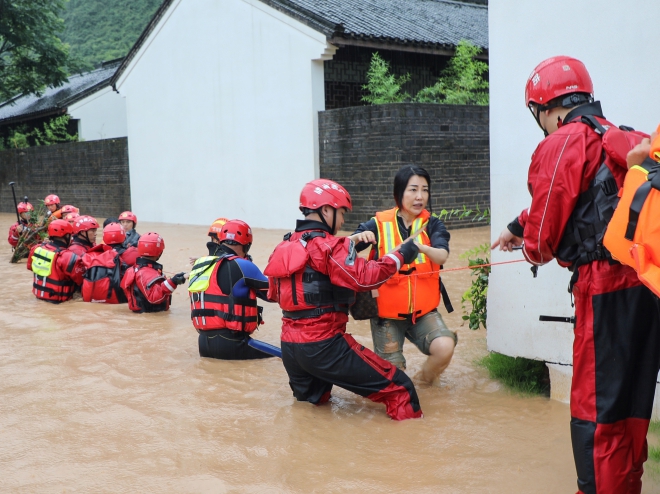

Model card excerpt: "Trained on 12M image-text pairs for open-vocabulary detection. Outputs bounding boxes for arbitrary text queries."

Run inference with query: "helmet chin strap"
[317,207,337,234]
[529,105,549,137]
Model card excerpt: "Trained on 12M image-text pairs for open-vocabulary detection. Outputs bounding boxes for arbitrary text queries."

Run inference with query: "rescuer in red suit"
[68,215,99,256]
[102,223,139,268]
[265,179,423,421]
[120,232,187,313]
[27,219,85,303]
[492,56,660,494]
[8,201,35,248]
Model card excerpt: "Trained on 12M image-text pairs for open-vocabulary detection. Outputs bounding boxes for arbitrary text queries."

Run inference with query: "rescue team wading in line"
[27,219,85,303]
[353,165,457,383]
[121,232,187,313]
[189,219,274,360]
[265,179,424,421]
[492,56,660,494]
[82,223,139,304]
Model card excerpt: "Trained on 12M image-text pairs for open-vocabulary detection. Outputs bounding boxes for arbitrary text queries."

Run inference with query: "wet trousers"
[281,332,422,421]
[198,329,274,360]
[570,261,660,494]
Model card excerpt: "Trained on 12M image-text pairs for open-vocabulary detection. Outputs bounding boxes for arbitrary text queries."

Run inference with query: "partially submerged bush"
[479,352,549,396]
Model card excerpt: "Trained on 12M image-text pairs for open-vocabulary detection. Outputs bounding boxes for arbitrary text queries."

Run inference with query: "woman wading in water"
[352,165,456,383]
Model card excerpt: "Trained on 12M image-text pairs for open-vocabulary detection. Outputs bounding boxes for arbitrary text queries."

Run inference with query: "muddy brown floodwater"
[1,213,658,493]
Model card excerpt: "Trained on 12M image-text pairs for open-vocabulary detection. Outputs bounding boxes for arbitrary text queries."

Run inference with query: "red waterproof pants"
[281,333,422,420]
[571,261,660,494]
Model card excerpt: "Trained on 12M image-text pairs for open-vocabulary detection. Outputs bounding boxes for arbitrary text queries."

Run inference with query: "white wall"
[114,0,335,229]
[488,0,660,365]
[68,87,127,141]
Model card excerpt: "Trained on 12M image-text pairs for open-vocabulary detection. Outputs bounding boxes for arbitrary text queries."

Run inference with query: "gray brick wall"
[0,138,130,218]
[319,103,489,229]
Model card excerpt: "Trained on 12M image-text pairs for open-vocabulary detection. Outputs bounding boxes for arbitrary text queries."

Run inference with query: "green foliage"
[2,115,77,149]
[61,0,163,66]
[362,52,411,104]
[415,40,489,105]
[32,115,78,145]
[0,0,86,101]
[459,243,490,330]
[647,421,660,479]
[436,205,490,224]
[478,352,550,396]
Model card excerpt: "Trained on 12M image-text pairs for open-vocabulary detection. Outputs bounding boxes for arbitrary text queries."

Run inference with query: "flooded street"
[1,213,658,493]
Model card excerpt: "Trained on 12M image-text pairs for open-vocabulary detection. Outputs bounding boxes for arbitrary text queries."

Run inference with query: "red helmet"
[218,219,253,245]
[73,215,99,234]
[525,56,594,107]
[119,211,137,225]
[17,202,34,214]
[44,194,60,206]
[103,223,126,244]
[60,205,79,215]
[64,212,80,224]
[138,232,165,257]
[299,179,352,211]
[208,217,229,237]
[48,219,73,237]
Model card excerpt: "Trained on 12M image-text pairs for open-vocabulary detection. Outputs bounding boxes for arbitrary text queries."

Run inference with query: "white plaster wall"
[488,0,660,365]
[114,0,334,229]
[68,87,127,141]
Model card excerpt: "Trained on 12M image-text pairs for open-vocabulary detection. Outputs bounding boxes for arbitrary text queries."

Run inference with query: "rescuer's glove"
[171,272,187,285]
[398,241,420,265]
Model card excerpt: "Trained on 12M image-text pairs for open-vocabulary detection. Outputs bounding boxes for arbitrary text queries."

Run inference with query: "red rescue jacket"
[120,257,176,313]
[27,241,84,303]
[68,236,95,257]
[265,221,405,343]
[81,244,135,303]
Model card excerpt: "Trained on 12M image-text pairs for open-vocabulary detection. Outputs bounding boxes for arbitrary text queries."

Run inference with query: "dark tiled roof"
[263,0,488,51]
[0,60,121,125]
[113,0,486,86]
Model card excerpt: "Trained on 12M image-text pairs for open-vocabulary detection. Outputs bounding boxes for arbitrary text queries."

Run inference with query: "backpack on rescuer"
[81,245,127,303]
[555,113,649,270]
[603,127,660,296]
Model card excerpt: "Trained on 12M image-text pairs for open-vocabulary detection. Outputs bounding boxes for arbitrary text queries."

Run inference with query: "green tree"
[415,40,489,105]
[362,52,410,104]
[0,0,85,101]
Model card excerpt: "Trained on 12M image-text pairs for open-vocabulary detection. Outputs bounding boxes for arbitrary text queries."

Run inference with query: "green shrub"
[361,52,410,104]
[415,40,488,105]
[479,352,549,396]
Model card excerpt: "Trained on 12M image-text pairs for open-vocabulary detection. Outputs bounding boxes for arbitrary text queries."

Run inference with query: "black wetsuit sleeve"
[352,218,379,252]
[217,259,244,295]
[428,216,450,253]
[244,277,270,301]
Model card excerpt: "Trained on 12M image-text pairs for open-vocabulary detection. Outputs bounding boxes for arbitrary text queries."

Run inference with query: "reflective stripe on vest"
[188,256,222,292]
[374,207,439,319]
[31,247,56,277]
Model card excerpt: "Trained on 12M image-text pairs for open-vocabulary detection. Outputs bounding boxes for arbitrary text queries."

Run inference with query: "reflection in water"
[1,214,657,493]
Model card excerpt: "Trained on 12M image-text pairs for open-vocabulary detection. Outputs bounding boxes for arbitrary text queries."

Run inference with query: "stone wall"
[0,138,130,218]
[319,103,489,229]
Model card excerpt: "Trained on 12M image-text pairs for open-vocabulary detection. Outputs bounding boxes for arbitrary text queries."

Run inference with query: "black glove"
[398,241,420,265]
[171,272,187,285]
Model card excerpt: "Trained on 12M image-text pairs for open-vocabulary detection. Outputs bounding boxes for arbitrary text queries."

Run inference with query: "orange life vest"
[374,208,440,320]
[603,158,660,297]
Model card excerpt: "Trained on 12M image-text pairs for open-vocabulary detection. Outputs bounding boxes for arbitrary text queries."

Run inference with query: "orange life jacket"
[374,208,440,320]
[603,157,660,297]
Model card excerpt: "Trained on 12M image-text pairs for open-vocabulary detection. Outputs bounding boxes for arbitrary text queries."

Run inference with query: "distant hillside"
[61,0,162,66]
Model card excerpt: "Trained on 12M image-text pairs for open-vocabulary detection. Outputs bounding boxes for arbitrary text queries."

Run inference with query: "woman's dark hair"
[393,165,432,212]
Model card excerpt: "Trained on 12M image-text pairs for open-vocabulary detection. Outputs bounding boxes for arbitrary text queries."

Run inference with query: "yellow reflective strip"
[630,165,651,176]
[411,218,427,264]
[383,222,396,253]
